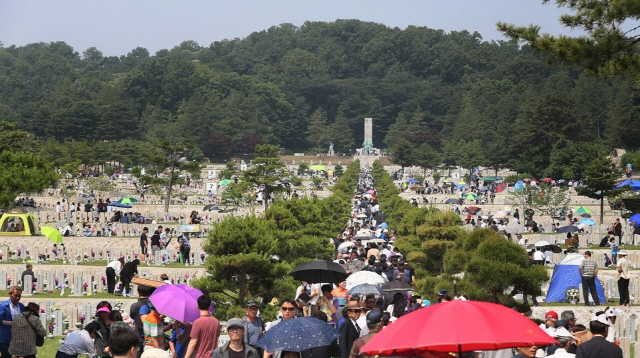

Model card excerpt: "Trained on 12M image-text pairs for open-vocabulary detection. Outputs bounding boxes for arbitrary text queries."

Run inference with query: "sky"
[0,0,581,57]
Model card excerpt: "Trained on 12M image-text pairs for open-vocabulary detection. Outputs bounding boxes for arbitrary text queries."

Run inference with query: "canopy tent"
[615,179,640,191]
[0,208,37,236]
[513,181,525,191]
[546,253,606,303]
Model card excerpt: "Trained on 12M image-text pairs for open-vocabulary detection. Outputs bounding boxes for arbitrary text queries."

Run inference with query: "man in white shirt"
[533,248,545,265]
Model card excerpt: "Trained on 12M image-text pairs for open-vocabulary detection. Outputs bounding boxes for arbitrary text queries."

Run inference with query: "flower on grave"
[91,275,95,281]
[134,253,139,259]
[52,305,60,311]
[47,323,53,333]
[83,282,88,290]
[101,276,106,284]
[38,254,44,260]
[200,253,205,260]
[54,278,59,285]
[106,249,110,254]
[565,286,580,301]
[78,314,86,324]
[32,282,36,289]
[91,251,95,257]
[16,249,21,255]
[0,254,4,260]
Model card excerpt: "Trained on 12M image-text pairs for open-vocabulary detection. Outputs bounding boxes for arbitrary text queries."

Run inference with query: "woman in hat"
[93,301,113,357]
[9,302,46,358]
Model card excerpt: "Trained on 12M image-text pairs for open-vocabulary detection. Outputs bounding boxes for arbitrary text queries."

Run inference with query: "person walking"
[349,309,383,358]
[579,251,599,306]
[616,250,630,306]
[184,295,220,358]
[178,230,191,266]
[140,227,149,263]
[106,257,124,294]
[9,302,45,358]
[212,318,258,358]
[575,314,622,358]
[242,300,264,356]
[339,302,362,358]
[0,286,24,358]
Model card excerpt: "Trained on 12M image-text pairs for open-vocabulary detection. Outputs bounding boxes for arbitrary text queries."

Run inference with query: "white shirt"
[106,260,122,275]
[9,302,20,318]
[546,348,575,358]
[355,316,368,337]
[58,329,95,356]
[533,251,545,261]
[309,284,321,305]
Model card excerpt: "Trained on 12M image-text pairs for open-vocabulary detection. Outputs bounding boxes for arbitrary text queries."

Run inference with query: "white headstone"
[23,275,32,296]
[36,273,43,293]
[0,272,7,290]
[53,310,64,336]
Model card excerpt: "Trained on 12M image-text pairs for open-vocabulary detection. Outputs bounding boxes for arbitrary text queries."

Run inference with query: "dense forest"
[0,19,637,177]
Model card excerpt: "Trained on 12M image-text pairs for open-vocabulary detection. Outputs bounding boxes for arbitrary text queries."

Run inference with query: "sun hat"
[97,306,111,313]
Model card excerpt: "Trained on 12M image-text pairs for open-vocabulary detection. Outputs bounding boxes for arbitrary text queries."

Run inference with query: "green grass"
[38,335,62,356]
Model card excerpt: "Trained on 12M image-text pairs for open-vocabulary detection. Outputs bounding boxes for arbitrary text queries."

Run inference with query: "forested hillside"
[0,19,637,176]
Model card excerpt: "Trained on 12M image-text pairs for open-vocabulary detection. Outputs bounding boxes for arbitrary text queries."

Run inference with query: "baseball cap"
[438,288,448,296]
[227,318,244,330]
[545,311,558,320]
[605,307,623,318]
[245,300,259,308]
[366,309,383,325]
[590,313,612,326]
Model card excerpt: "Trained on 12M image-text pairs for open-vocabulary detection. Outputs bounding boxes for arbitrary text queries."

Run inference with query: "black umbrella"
[444,198,460,204]
[548,244,563,254]
[556,225,580,233]
[291,260,348,284]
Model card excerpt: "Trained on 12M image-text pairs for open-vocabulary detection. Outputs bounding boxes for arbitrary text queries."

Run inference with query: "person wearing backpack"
[242,300,264,357]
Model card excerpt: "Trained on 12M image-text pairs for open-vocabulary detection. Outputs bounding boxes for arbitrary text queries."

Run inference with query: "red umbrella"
[361,300,556,356]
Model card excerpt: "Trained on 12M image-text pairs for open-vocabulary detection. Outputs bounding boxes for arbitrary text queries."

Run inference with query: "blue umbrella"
[406,179,419,184]
[380,222,388,230]
[556,225,580,233]
[630,213,640,224]
[257,317,339,352]
[578,218,596,226]
[347,283,383,296]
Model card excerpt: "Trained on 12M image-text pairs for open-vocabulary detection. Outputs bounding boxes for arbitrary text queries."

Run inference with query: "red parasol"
[361,300,556,356]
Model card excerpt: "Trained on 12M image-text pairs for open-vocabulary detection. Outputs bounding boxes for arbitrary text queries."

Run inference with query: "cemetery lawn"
[39,337,61,356]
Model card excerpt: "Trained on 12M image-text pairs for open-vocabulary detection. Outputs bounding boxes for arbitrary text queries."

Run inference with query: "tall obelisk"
[362,118,373,155]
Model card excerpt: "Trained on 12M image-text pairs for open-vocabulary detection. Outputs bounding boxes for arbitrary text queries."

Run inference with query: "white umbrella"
[367,238,386,244]
[356,213,367,219]
[493,211,509,219]
[534,240,551,247]
[346,271,385,289]
[338,242,355,251]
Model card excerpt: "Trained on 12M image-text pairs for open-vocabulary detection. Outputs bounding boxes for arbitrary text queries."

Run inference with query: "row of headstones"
[0,243,207,266]
[35,210,221,227]
[0,267,201,295]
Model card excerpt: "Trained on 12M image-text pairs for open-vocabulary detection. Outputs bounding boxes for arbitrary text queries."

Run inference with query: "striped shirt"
[581,258,598,277]
[143,310,164,347]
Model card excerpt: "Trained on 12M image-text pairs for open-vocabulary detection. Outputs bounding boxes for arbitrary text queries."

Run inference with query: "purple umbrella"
[149,284,204,322]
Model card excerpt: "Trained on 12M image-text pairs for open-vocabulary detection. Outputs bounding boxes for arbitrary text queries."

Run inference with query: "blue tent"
[513,180,525,192]
[615,179,640,190]
[546,253,606,303]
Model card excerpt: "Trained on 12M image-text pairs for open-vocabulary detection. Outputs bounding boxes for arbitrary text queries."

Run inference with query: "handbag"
[23,313,45,347]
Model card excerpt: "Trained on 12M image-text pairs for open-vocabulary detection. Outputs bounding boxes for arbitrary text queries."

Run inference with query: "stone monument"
[362,118,373,155]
